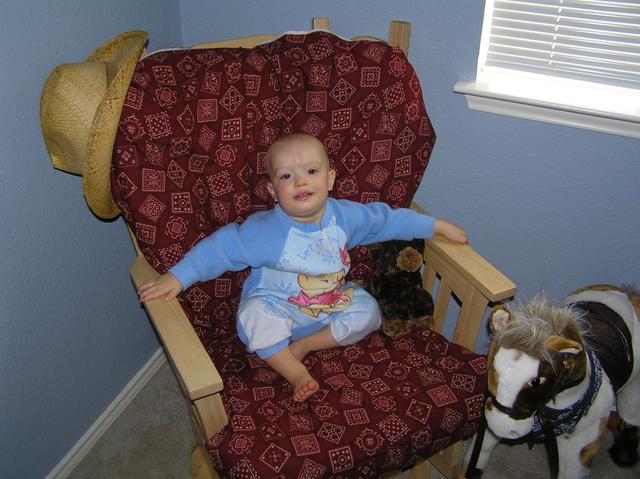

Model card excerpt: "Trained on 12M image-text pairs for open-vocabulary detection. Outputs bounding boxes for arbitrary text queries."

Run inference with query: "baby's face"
[267,138,336,224]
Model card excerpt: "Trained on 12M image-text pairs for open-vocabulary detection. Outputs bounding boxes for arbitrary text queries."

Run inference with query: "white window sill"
[454,80,640,139]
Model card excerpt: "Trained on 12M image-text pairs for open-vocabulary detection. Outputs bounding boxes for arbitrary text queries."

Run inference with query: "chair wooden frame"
[129,18,517,479]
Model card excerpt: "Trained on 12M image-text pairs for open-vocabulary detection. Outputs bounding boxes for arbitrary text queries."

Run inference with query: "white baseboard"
[46,347,167,479]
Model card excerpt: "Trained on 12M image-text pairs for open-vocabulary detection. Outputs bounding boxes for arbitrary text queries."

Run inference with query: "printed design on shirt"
[288,245,352,317]
[277,215,348,270]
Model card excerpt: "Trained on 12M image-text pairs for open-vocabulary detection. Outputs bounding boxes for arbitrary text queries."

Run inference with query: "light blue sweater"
[170,198,435,305]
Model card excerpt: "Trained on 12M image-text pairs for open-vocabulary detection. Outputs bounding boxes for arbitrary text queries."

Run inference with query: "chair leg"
[192,440,219,479]
[409,459,432,479]
[189,406,219,479]
[427,442,464,478]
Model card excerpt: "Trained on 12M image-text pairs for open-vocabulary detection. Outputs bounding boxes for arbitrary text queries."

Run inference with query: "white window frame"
[455,0,640,138]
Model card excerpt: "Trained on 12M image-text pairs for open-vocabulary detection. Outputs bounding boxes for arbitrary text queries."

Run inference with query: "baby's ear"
[328,168,336,191]
[266,181,277,202]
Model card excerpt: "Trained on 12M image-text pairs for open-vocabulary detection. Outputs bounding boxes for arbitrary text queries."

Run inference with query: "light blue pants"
[236,284,382,359]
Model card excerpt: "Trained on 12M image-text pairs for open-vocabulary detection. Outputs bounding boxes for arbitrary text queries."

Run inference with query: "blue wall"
[0,1,181,477]
[2,1,637,477]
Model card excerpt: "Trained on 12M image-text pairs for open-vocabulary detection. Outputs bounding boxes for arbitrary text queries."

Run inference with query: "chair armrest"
[130,255,224,400]
[410,203,516,350]
[422,237,516,350]
[425,237,516,303]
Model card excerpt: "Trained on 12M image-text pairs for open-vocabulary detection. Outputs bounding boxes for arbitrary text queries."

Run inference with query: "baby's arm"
[434,219,468,244]
[138,218,271,303]
[339,200,468,246]
[138,273,183,302]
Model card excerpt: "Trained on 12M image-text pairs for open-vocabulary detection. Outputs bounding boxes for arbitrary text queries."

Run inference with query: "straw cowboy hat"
[40,31,148,219]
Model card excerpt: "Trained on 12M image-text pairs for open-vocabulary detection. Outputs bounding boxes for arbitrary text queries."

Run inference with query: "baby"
[139,133,467,401]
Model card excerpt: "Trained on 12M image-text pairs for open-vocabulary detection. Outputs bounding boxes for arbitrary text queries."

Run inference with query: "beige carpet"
[67,361,192,479]
[478,433,640,479]
[67,361,640,478]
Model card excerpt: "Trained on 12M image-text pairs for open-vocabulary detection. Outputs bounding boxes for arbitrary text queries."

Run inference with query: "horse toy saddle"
[465,284,640,479]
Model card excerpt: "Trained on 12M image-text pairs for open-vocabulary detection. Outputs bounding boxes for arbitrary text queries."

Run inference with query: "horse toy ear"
[489,305,511,333]
[544,335,583,355]
[545,335,584,371]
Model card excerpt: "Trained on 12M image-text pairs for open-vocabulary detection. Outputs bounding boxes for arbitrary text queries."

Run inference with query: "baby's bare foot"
[292,374,319,402]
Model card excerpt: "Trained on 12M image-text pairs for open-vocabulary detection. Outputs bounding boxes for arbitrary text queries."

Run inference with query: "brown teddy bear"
[364,239,434,337]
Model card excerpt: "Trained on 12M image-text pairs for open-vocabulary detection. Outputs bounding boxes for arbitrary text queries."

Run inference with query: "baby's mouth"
[295,192,313,201]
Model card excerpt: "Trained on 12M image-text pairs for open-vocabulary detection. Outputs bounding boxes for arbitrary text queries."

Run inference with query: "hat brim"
[84,31,148,219]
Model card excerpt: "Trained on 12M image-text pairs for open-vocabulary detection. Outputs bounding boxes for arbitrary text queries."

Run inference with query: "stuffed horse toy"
[465,284,640,479]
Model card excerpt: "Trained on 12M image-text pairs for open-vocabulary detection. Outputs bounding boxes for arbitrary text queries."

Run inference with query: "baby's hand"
[434,219,468,244]
[138,273,182,302]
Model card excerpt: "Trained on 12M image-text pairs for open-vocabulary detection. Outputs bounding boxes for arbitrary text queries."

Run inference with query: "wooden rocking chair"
[42,18,516,479]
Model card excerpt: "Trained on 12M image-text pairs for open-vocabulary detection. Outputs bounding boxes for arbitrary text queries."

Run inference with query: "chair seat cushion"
[207,328,486,477]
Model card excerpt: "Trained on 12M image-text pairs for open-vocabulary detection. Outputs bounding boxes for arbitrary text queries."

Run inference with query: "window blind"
[481,0,640,90]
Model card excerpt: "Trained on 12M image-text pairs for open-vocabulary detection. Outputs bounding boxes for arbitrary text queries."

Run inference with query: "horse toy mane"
[465,284,640,479]
[491,295,586,366]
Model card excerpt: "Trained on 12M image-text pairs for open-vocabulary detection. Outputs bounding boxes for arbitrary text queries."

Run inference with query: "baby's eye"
[280,173,291,180]
[308,169,319,175]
